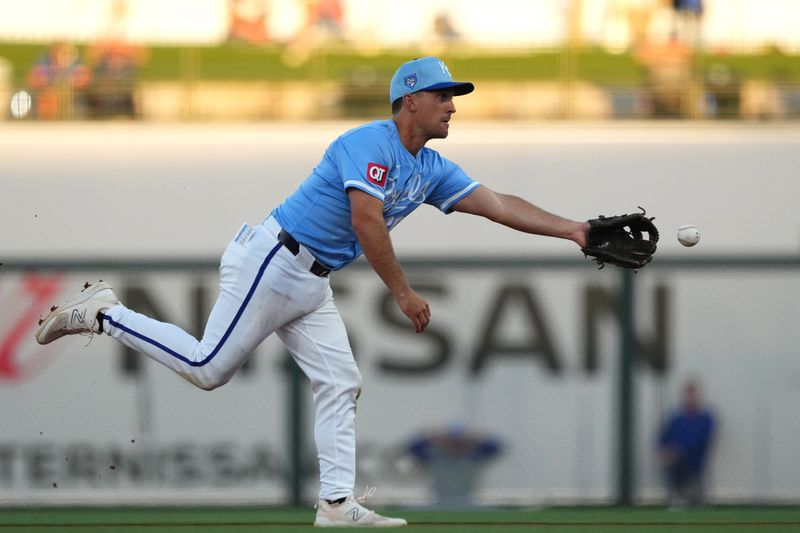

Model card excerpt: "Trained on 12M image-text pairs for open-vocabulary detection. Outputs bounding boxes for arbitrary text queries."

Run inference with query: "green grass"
[3,41,800,88]
[1,506,799,532]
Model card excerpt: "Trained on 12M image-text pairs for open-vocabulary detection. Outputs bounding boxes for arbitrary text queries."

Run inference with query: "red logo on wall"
[366,162,388,187]
[0,274,65,382]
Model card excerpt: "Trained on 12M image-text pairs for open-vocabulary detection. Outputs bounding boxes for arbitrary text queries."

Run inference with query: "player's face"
[412,89,456,139]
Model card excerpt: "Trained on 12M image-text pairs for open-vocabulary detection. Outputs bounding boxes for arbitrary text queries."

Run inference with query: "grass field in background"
[1,506,800,532]
[3,42,800,87]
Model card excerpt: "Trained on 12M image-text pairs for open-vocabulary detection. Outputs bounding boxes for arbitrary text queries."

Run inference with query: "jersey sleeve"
[331,126,394,202]
[424,151,481,213]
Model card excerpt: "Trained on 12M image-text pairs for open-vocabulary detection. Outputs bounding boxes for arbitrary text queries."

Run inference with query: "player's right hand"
[395,289,430,333]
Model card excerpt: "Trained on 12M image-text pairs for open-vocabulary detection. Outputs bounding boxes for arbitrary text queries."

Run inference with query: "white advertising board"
[2,122,799,504]
[1,265,799,505]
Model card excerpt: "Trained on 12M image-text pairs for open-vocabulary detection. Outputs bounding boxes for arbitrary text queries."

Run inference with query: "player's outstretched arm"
[348,189,431,333]
[452,185,589,248]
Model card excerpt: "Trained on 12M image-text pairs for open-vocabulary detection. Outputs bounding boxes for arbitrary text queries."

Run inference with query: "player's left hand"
[581,207,659,270]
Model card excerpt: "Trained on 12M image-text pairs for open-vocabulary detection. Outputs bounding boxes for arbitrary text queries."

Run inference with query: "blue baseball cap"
[389,57,474,103]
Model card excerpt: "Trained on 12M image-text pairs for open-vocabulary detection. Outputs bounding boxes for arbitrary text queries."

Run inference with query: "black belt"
[277,230,331,277]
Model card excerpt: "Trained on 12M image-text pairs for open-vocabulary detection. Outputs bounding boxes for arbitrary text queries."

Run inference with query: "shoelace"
[80,330,95,347]
[77,317,97,347]
[78,313,101,347]
[356,485,377,505]
[74,281,103,346]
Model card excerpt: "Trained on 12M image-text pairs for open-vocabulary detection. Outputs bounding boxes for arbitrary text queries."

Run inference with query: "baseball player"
[36,57,590,527]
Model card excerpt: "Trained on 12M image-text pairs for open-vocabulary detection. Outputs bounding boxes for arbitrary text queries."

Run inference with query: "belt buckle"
[311,261,330,277]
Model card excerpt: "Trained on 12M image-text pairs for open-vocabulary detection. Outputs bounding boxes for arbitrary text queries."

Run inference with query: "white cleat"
[314,495,407,528]
[35,281,119,345]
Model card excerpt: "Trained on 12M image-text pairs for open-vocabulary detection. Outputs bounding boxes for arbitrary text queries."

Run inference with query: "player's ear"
[404,93,417,112]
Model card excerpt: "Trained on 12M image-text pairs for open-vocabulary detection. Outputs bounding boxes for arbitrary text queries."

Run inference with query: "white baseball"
[677,224,700,247]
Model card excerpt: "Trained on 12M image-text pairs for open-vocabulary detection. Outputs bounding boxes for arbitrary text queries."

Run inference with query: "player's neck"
[392,116,427,156]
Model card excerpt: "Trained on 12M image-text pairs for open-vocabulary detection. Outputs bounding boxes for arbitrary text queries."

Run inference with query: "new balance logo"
[347,508,363,522]
[70,308,86,325]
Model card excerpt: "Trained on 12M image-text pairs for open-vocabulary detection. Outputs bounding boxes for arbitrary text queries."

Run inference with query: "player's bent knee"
[342,367,362,399]
[183,369,235,391]
[310,366,362,402]
[334,364,361,388]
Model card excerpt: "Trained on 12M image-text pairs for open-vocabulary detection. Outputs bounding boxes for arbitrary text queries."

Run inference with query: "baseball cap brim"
[422,81,475,96]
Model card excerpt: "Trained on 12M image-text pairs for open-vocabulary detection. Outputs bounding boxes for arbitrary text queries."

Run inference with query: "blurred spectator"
[284,0,346,66]
[608,0,664,51]
[635,31,693,117]
[26,42,91,120]
[227,0,270,45]
[704,62,741,119]
[671,0,703,48]
[86,39,146,119]
[433,13,461,45]
[407,424,502,508]
[0,55,11,119]
[658,378,716,507]
[309,0,345,39]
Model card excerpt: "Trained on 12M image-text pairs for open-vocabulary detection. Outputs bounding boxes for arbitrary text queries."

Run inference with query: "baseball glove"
[581,207,659,270]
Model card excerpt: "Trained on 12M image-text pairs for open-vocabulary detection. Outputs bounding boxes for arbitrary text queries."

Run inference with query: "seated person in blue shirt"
[658,378,716,506]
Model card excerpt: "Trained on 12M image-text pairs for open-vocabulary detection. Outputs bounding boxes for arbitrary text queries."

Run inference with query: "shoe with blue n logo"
[314,493,406,527]
[35,281,119,344]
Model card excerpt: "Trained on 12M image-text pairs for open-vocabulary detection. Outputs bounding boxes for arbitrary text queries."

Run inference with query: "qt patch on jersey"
[366,162,388,187]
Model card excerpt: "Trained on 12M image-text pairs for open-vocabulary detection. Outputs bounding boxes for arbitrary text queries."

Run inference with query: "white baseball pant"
[100,216,361,500]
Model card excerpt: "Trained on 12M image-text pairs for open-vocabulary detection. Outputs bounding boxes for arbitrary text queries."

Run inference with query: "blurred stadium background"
[1,0,800,121]
[1,0,800,527]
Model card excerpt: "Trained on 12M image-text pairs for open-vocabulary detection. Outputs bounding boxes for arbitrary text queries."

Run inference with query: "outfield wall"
[2,122,799,258]
[1,261,799,506]
[1,123,799,505]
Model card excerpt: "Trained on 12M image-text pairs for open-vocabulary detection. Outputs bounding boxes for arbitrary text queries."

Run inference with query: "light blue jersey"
[272,119,480,270]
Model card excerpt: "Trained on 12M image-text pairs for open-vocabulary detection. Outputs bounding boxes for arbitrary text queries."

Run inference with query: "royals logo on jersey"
[366,162,388,187]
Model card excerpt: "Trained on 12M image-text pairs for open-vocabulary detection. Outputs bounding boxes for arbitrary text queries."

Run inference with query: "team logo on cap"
[366,162,388,187]
[403,74,417,89]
